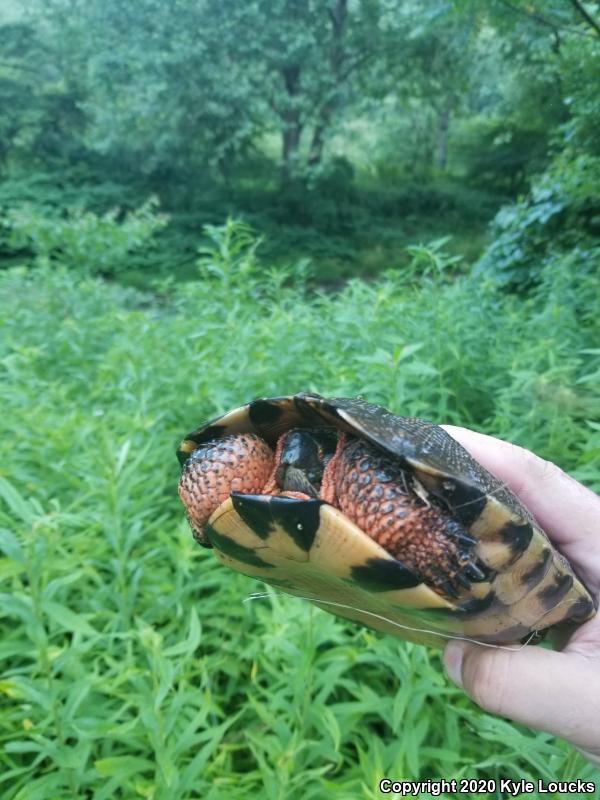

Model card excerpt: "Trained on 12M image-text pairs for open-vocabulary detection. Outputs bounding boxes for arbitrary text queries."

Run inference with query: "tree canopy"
[1,0,600,283]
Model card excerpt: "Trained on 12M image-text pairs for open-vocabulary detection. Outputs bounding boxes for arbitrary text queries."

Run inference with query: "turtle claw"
[455,572,472,590]
[440,564,475,598]
[448,558,490,595]
[464,561,488,582]
[455,532,477,547]
[439,579,460,599]
[439,557,490,599]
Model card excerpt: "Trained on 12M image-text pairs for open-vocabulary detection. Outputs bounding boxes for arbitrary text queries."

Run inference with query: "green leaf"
[0,478,36,525]
[0,527,25,563]
[44,601,98,636]
[94,755,155,778]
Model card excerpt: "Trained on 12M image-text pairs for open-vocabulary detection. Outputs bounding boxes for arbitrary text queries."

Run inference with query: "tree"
[400,9,478,170]
[23,0,411,186]
[202,0,397,183]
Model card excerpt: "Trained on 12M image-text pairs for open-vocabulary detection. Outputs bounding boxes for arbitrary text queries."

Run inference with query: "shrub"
[452,115,550,195]
[474,151,600,290]
[2,196,168,276]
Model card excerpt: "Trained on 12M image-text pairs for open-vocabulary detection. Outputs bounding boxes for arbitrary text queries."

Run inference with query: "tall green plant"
[3,197,167,276]
[1,250,599,796]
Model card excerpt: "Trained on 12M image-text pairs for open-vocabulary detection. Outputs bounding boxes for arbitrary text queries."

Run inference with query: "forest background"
[1,1,600,798]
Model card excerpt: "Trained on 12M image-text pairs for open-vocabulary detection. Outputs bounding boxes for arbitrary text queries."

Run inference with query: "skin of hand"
[441,426,600,765]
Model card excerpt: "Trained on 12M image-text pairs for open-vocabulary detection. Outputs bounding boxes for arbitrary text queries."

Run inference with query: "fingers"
[441,426,600,764]
[442,425,600,592]
[444,640,600,763]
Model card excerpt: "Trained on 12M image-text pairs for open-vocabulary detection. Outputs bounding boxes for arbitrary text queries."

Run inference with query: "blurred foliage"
[474,34,600,289]
[0,221,599,794]
[452,115,549,194]
[2,0,599,282]
[3,198,167,276]
[475,153,600,290]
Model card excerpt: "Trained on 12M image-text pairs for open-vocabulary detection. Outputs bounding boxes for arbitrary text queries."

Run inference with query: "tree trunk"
[307,0,348,169]
[280,63,303,183]
[436,103,451,170]
[282,115,303,182]
[308,120,327,167]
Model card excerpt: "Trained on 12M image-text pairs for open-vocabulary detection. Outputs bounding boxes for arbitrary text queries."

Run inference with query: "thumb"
[443,640,600,758]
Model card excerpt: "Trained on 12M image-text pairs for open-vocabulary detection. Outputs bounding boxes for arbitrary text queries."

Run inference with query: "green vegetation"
[0,0,581,283]
[1,225,599,797]
[1,0,600,797]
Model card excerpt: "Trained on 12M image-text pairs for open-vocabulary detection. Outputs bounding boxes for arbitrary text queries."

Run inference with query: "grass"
[0,230,599,798]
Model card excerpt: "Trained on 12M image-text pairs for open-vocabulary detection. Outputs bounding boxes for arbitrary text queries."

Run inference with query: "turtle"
[176,392,596,647]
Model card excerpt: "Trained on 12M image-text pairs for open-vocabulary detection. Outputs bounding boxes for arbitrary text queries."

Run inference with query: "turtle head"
[275,428,338,497]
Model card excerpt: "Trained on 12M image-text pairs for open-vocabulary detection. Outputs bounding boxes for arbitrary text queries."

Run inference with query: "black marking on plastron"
[568,594,596,621]
[430,477,487,527]
[500,520,534,560]
[520,547,552,588]
[197,424,228,442]
[267,496,322,552]
[351,558,421,592]
[295,393,332,419]
[295,394,352,432]
[249,399,286,428]
[190,523,212,548]
[204,523,273,569]
[537,572,574,609]
[177,448,194,466]
[177,425,228,464]
[232,493,322,552]
[231,494,275,541]
[457,589,499,617]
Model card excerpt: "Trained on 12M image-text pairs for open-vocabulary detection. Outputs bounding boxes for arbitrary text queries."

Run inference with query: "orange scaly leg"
[319,432,346,505]
[263,433,288,495]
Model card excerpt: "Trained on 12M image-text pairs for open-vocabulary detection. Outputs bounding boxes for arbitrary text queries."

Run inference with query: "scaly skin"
[178,433,274,544]
[178,430,481,594]
[322,436,480,596]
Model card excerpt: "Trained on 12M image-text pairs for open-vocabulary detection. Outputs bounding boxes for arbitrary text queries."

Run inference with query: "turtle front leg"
[325,437,487,597]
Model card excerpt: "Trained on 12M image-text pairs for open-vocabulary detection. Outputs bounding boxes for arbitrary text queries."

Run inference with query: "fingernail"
[443,641,465,688]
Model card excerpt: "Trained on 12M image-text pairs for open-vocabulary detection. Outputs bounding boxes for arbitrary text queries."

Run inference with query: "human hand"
[441,426,600,765]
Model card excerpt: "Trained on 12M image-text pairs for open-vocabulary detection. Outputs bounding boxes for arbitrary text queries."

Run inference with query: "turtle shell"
[177,392,596,647]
